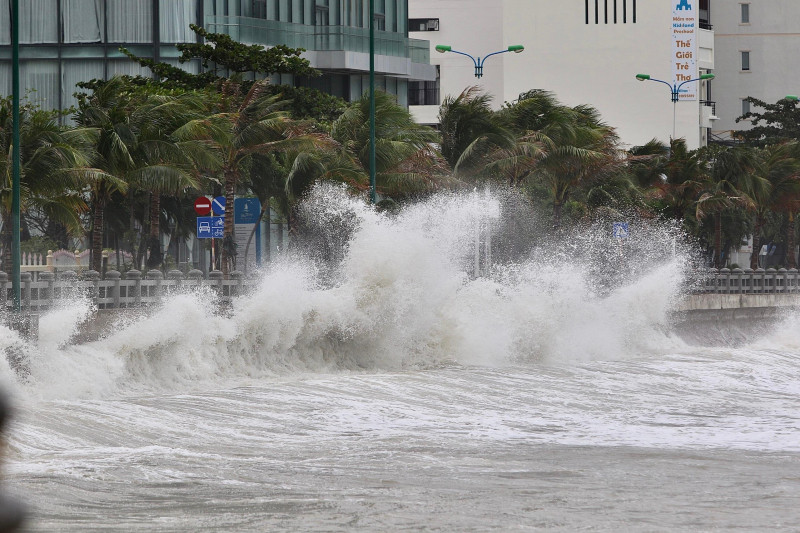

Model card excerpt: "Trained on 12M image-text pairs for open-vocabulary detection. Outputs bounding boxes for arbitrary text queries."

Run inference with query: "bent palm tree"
[174,80,318,275]
[331,90,449,199]
[0,97,97,271]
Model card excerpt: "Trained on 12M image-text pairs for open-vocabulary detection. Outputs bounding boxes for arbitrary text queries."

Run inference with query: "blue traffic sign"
[612,222,629,239]
[212,196,226,215]
[197,216,224,239]
[234,197,261,224]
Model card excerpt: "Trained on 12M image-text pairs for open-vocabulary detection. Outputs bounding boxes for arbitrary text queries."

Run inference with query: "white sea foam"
[2,186,703,399]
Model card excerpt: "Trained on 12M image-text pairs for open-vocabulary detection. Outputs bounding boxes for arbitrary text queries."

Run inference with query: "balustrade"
[4,267,800,312]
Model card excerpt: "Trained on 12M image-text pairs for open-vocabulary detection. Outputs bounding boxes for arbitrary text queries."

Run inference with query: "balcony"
[205,16,429,63]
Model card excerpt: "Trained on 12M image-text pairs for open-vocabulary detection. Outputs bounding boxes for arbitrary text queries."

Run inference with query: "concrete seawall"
[671,294,799,346]
[58,294,799,347]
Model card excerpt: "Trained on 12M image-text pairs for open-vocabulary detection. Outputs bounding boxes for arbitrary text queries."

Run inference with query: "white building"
[409,0,715,149]
[711,1,800,141]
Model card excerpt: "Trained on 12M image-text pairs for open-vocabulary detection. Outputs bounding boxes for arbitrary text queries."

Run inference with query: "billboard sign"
[672,0,698,100]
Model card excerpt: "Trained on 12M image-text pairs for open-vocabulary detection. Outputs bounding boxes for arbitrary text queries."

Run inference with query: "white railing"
[0,269,252,312]
[3,267,800,313]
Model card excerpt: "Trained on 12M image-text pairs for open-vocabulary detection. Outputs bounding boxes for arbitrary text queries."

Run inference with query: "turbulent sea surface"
[1,187,799,531]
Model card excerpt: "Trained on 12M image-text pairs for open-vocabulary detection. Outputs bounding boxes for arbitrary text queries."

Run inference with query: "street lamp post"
[435,44,524,78]
[368,0,376,204]
[635,72,715,140]
[11,0,21,312]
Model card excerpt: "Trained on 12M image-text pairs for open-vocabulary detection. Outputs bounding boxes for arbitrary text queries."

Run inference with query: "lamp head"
[635,74,650,81]
[700,73,715,80]
[435,45,451,54]
[508,45,525,53]
[786,95,799,101]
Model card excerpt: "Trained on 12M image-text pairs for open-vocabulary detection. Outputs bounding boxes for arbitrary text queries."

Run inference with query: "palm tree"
[695,144,767,268]
[174,79,318,275]
[496,91,621,228]
[331,90,449,200]
[129,92,208,270]
[0,97,97,271]
[749,142,800,268]
[438,86,515,178]
[75,77,206,272]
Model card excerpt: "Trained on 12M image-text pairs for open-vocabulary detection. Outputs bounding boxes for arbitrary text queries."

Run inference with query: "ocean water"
[1,187,799,531]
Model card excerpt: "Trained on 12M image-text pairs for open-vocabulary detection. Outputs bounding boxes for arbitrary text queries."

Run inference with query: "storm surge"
[4,185,701,397]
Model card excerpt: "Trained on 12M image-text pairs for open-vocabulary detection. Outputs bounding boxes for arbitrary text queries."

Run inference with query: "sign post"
[234,198,262,271]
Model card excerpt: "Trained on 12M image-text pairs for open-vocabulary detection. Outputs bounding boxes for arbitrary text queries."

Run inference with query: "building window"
[408,18,439,31]
[408,80,439,106]
[585,0,635,24]
[253,0,267,18]
[742,98,751,116]
[740,3,750,24]
[741,51,750,71]
[315,2,329,27]
[409,66,439,106]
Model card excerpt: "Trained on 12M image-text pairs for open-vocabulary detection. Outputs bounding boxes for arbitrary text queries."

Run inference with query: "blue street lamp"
[635,72,715,140]
[436,44,524,78]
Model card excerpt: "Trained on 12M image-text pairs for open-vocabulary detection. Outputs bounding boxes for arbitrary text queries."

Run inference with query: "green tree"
[0,97,97,271]
[331,90,449,200]
[438,86,515,178]
[737,96,800,146]
[173,80,318,275]
[750,142,800,268]
[75,77,201,271]
[497,90,621,228]
[695,145,767,268]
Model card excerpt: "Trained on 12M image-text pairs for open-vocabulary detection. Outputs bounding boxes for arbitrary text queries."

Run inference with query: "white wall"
[410,0,714,149]
[712,0,800,136]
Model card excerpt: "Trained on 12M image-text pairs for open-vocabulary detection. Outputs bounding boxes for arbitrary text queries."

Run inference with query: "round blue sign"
[212,196,226,215]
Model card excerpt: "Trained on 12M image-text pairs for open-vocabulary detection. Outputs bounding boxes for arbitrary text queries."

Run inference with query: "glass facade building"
[0,0,435,113]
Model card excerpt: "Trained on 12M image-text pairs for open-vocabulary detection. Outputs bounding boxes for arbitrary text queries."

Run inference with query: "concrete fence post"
[39,271,55,308]
[230,270,244,297]
[730,268,743,294]
[146,270,164,302]
[789,268,799,294]
[208,270,224,298]
[83,270,101,305]
[754,268,765,294]
[126,270,142,306]
[717,268,728,293]
[742,268,753,293]
[167,270,183,295]
[105,270,121,308]
[0,271,7,310]
[20,272,32,312]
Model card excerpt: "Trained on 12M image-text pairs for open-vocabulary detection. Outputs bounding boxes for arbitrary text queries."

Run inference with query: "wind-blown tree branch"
[331,90,451,200]
[438,86,515,178]
[493,90,621,228]
[93,25,345,125]
[174,80,320,276]
[736,96,800,147]
[695,144,766,268]
[0,97,100,271]
[749,142,800,268]
[75,77,204,271]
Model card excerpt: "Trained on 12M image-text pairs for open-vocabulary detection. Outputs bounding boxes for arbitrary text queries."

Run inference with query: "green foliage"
[20,236,59,256]
[736,96,800,146]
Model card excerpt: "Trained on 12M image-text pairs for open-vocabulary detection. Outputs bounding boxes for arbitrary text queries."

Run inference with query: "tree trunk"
[146,192,163,271]
[221,168,237,277]
[0,211,11,272]
[788,212,797,269]
[714,212,722,268]
[91,197,105,272]
[553,202,563,230]
[750,214,763,270]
